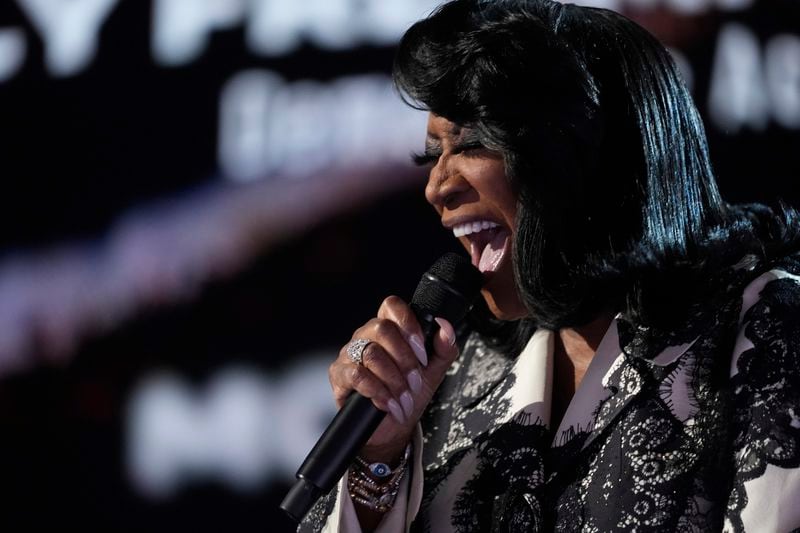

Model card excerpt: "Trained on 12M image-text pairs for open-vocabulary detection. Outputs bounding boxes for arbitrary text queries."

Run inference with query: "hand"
[328,295,459,464]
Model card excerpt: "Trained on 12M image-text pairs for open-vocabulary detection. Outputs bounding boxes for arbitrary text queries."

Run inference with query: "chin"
[478,260,527,321]
[481,288,528,321]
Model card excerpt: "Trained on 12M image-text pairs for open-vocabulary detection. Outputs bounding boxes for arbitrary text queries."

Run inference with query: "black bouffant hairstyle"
[394,0,799,340]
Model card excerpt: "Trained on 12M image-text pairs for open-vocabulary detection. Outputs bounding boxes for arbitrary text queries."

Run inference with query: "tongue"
[478,231,508,273]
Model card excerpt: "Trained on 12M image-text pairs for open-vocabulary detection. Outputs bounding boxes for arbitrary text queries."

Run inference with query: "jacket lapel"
[438,330,554,458]
[458,328,554,432]
[551,318,699,454]
[551,319,628,449]
[453,319,699,473]
[493,328,554,428]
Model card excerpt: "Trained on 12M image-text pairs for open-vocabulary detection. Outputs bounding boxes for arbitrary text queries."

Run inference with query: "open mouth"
[451,220,511,274]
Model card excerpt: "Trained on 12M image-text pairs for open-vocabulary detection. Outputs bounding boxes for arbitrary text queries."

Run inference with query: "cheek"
[475,162,515,220]
[487,181,517,225]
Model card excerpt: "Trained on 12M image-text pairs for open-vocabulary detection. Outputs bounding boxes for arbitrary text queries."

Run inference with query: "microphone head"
[411,253,483,323]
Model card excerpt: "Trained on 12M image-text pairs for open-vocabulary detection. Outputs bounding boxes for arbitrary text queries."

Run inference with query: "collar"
[553,316,698,453]
[456,316,698,449]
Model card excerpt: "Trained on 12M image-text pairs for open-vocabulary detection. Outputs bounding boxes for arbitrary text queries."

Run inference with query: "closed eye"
[453,142,490,157]
[411,150,439,167]
[411,142,493,166]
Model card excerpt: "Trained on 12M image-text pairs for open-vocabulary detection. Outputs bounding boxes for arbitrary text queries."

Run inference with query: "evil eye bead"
[369,462,392,478]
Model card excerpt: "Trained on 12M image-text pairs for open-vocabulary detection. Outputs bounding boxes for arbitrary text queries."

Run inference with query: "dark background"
[0,0,797,530]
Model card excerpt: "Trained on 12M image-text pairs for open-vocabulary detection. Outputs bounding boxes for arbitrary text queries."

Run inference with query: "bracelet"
[354,444,410,479]
[347,445,411,513]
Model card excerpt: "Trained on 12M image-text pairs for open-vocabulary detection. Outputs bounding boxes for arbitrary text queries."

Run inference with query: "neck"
[550,311,616,429]
[558,311,616,369]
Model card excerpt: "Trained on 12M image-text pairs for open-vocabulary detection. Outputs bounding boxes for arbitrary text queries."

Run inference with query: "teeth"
[452,220,500,238]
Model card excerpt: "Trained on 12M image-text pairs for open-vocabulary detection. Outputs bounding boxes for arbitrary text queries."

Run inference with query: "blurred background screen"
[0,0,797,530]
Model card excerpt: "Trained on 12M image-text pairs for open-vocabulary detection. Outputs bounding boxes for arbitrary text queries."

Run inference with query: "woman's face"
[420,114,527,320]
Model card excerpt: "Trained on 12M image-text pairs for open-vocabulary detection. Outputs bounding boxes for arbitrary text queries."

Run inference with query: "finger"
[377,295,428,367]
[328,361,406,424]
[426,317,459,374]
[367,318,425,397]
[358,340,415,417]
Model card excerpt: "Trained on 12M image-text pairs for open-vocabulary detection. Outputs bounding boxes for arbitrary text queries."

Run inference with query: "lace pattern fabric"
[299,253,800,532]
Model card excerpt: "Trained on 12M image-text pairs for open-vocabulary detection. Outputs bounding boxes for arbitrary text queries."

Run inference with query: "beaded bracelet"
[347,445,411,513]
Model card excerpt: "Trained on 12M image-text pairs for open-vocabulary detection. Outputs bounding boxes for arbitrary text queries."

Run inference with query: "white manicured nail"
[408,334,428,366]
[435,317,456,346]
[387,399,405,424]
[400,391,414,418]
[407,370,422,395]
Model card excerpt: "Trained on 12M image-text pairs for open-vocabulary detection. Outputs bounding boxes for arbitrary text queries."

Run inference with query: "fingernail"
[407,370,422,395]
[409,334,428,366]
[435,317,456,346]
[400,391,414,418]
[387,399,405,424]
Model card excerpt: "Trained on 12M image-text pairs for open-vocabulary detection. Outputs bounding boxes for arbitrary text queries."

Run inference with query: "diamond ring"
[347,338,372,365]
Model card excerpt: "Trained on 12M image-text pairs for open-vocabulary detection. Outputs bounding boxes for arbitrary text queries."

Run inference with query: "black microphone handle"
[280,310,438,523]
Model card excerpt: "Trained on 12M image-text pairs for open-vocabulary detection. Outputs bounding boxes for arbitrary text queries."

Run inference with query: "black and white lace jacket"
[300,253,800,532]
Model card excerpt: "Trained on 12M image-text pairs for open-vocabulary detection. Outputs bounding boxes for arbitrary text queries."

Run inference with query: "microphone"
[280,253,483,523]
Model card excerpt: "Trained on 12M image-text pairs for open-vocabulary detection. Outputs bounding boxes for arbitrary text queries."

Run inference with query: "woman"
[300,0,800,531]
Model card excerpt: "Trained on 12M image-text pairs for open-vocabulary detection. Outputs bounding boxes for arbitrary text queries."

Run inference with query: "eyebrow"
[457,129,481,145]
[425,126,476,144]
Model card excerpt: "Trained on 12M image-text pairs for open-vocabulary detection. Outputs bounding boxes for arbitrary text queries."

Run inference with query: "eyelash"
[411,143,485,167]
[412,152,439,166]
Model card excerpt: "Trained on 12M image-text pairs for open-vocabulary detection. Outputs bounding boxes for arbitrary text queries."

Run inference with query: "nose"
[424,157,471,211]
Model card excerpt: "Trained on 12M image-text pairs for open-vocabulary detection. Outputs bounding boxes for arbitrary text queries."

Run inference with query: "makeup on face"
[417,114,527,320]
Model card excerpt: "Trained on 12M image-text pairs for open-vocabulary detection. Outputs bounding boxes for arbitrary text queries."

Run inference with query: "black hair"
[394,0,799,346]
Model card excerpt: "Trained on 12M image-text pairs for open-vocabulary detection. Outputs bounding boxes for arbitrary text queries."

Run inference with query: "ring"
[347,338,372,365]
